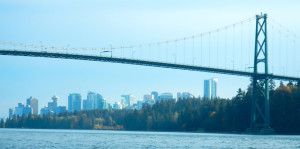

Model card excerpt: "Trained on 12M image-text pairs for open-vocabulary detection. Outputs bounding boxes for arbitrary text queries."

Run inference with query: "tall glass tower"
[204,78,218,99]
[68,93,81,112]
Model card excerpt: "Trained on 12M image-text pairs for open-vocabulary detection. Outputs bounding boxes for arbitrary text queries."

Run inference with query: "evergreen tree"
[0,118,4,128]
[3,83,300,133]
[269,79,276,91]
[280,81,285,87]
[287,81,294,87]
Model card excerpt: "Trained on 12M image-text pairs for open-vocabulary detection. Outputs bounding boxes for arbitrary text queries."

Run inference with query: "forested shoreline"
[1,81,299,134]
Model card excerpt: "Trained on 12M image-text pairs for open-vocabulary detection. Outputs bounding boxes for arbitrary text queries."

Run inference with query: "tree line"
[1,81,299,133]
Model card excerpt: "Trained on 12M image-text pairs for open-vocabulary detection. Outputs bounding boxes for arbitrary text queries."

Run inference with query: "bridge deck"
[0,50,299,81]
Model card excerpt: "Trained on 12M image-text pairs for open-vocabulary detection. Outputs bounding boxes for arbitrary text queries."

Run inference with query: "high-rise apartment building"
[68,93,81,112]
[151,91,159,103]
[15,103,25,116]
[40,107,51,115]
[158,93,174,101]
[23,105,33,116]
[143,94,154,102]
[85,92,97,110]
[97,94,106,109]
[121,94,134,108]
[204,78,218,99]
[26,96,38,115]
[55,106,67,114]
[177,92,194,100]
[113,102,122,110]
[9,108,14,118]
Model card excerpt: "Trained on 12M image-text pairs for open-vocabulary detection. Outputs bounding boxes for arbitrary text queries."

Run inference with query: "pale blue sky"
[0,0,299,118]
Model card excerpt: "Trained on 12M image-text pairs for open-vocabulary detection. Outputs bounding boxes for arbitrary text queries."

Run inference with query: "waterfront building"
[211,78,218,98]
[40,107,51,115]
[107,103,112,110]
[204,78,218,99]
[15,103,25,116]
[68,93,82,112]
[48,95,59,111]
[143,94,155,106]
[102,99,108,109]
[177,92,194,100]
[26,96,38,115]
[121,94,134,108]
[22,105,33,116]
[85,92,97,110]
[158,93,174,102]
[137,100,145,110]
[9,108,15,118]
[151,91,159,103]
[83,99,87,110]
[97,94,106,109]
[55,106,67,114]
[143,94,154,102]
[113,102,122,110]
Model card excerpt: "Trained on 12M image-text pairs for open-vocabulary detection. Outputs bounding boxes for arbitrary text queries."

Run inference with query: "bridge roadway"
[0,50,299,81]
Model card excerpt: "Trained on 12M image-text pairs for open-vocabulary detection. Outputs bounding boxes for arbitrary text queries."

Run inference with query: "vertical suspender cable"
[241,22,243,71]
[166,42,169,62]
[201,35,203,66]
[192,36,195,65]
[271,25,274,73]
[293,40,296,77]
[157,43,160,61]
[249,19,251,70]
[209,32,211,67]
[286,36,288,76]
[279,31,282,75]
[217,30,219,68]
[122,46,124,58]
[225,28,227,69]
[233,25,235,70]
[175,40,177,63]
[184,38,186,64]
[148,44,151,60]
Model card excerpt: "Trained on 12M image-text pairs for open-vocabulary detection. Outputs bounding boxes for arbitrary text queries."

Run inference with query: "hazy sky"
[0,0,299,118]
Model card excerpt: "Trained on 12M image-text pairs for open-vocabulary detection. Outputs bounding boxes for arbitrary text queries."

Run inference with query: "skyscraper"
[55,106,67,114]
[9,108,14,118]
[204,78,218,99]
[211,78,218,98]
[97,93,105,109]
[113,102,122,110]
[48,95,59,111]
[23,105,33,116]
[151,91,159,103]
[40,107,51,115]
[68,93,82,112]
[15,103,25,116]
[143,94,155,106]
[121,94,134,108]
[83,99,87,110]
[26,96,38,115]
[158,93,174,101]
[177,92,194,100]
[86,92,97,110]
[143,94,154,102]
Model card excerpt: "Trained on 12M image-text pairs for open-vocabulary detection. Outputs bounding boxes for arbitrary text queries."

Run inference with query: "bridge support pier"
[247,13,274,134]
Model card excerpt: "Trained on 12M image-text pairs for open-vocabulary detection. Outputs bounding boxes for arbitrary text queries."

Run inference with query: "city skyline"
[7,89,203,117]
[1,0,299,119]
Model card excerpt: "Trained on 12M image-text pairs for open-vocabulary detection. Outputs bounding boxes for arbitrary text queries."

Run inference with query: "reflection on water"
[0,128,300,149]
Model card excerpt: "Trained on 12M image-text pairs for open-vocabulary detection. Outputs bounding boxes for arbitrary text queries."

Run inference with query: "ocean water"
[0,128,299,149]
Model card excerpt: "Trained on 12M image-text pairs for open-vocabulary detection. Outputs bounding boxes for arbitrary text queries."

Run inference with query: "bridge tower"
[249,14,273,133]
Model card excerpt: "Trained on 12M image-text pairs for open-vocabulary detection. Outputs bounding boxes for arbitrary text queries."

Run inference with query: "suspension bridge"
[0,13,299,132]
